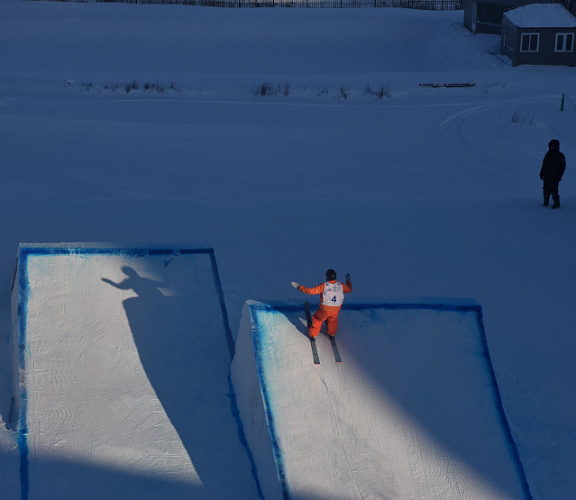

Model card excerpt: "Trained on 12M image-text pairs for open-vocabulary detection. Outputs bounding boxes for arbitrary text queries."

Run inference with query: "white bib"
[322,282,344,307]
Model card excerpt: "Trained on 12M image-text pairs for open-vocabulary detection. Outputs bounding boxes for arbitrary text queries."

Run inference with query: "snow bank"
[11,243,258,500]
[232,299,531,500]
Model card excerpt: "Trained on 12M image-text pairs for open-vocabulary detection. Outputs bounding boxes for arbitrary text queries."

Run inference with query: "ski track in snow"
[435,94,560,158]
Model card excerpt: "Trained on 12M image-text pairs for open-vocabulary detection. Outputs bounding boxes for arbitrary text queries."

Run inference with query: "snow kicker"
[11,243,259,500]
[232,299,532,500]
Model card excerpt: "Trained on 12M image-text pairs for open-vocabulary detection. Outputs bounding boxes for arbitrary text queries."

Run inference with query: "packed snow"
[504,3,576,28]
[1,0,576,498]
[12,244,258,500]
[232,300,529,499]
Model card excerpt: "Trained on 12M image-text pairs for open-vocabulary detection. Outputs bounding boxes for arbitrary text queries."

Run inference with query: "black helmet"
[326,269,337,281]
[549,139,560,150]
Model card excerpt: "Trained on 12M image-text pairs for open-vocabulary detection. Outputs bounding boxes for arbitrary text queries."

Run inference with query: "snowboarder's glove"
[290,281,301,290]
[345,273,351,282]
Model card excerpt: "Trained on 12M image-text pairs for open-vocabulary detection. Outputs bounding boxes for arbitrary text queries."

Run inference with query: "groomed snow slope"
[232,300,531,500]
[12,244,259,500]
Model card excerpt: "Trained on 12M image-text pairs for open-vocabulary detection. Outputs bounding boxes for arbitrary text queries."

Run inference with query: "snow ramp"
[11,243,260,500]
[232,300,531,500]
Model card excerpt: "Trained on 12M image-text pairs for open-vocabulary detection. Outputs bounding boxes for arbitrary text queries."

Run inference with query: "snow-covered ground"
[0,0,575,498]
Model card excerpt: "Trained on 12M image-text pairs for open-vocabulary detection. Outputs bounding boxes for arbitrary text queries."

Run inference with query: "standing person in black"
[540,139,566,209]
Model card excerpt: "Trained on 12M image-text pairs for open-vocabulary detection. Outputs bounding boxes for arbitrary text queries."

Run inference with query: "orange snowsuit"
[298,280,352,338]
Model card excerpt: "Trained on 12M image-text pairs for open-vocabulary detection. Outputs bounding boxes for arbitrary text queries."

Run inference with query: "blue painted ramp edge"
[16,251,30,500]
[14,244,236,500]
[248,300,533,500]
[248,304,291,500]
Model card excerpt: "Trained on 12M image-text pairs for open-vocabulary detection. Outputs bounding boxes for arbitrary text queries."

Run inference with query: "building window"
[520,33,539,52]
[556,33,575,52]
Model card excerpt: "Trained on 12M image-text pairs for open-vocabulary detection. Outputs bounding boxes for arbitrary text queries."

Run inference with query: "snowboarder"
[540,139,566,209]
[291,269,352,338]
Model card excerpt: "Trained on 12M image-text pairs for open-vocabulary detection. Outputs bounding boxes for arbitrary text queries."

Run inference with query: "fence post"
[560,93,565,111]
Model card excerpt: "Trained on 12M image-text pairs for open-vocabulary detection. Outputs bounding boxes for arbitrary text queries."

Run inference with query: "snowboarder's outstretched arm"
[290,273,352,295]
[291,281,324,295]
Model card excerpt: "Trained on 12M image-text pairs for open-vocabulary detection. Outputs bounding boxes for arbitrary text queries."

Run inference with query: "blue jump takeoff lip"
[246,300,533,500]
[12,243,249,500]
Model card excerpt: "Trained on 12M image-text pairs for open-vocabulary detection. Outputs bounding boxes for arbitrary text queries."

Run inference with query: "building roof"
[504,3,576,28]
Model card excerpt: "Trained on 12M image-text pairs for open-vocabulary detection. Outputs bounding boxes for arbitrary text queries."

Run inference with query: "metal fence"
[36,0,463,9]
